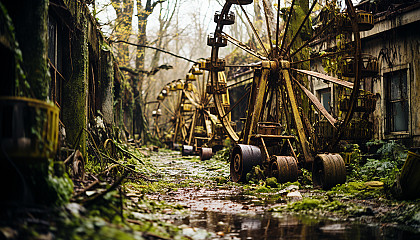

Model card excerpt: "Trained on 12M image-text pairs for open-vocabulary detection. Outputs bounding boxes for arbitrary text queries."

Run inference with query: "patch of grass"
[270,197,365,217]
[329,181,385,199]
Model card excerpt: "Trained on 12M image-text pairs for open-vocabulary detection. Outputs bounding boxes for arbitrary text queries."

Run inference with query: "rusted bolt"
[280,60,290,69]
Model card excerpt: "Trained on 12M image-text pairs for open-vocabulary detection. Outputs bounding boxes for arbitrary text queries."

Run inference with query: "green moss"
[266,177,278,188]
[5,0,50,99]
[47,169,74,206]
[290,198,321,211]
[271,197,365,217]
[246,165,265,182]
[330,181,385,199]
[0,3,29,96]
[62,17,88,157]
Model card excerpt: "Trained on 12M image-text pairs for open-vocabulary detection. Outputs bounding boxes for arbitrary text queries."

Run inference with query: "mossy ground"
[2,141,420,239]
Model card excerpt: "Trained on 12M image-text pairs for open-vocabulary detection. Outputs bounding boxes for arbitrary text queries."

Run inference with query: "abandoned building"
[310,0,420,148]
[0,0,138,161]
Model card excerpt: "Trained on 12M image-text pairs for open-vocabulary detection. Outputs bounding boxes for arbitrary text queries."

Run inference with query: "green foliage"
[380,201,420,226]
[266,177,278,188]
[212,176,228,185]
[299,168,312,187]
[361,141,406,186]
[377,140,407,163]
[330,181,384,199]
[246,165,265,182]
[346,141,407,187]
[344,144,363,181]
[0,2,30,96]
[289,198,321,211]
[147,134,164,147]
[271,197,364,216]
[321,34,346,76]
[211,147,230,162]
[47,162,74,206]
[360,159,399,182]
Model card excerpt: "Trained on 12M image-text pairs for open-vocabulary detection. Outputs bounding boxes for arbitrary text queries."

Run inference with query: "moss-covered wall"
[3,0,49,100]
[62,19,88,157]
[100,49,114,125]
[57,0,116,154]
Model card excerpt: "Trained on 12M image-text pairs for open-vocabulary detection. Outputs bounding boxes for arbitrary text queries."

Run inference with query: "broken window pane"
[385,69,408,133]
[321,91,331,112]
[392,102,408,132]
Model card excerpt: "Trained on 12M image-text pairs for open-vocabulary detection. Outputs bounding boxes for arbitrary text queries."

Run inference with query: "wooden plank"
[294,79,337,126]
[293,68,354,89]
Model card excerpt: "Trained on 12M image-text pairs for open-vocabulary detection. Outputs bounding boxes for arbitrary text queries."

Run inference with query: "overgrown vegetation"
[346,140,407,188]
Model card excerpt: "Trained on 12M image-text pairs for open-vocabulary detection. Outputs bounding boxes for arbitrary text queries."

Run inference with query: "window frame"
[382,64,411,138]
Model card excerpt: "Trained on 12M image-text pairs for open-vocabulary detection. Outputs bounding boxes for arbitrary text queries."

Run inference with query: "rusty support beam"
[187,110,198,146]
[246,65,271,144]
[282,67,313,164]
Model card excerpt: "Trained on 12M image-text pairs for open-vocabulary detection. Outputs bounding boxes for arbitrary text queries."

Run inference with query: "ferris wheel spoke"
[279,0,296,51]
[292,77,337,127]
[236,1,269,57]
[292,68,354,89]
[290,17,336,58]
[279,84,291,135]
[187,110,198,145]
[283,0,318,56]
[225,63,262,67]
[222,32,268,60]
[161,103,175,116]
[218,76,254,93]
[290,50,351,64]
[183,90,199,107]
[262,0,274,51]
[204,73,210,102]
[261,85,274,121]
[196,75,202,102]
[200,74,205,102]
[221,88,251,119]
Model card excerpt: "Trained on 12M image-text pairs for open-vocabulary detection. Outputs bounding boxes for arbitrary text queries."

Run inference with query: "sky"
[94,0,361,38]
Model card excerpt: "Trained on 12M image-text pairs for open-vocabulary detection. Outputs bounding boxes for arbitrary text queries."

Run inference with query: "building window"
[48,13,64,109]
[317,88,331,112]
[385,69,408,133]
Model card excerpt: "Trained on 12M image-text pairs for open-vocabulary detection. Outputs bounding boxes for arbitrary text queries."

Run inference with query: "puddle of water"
[148,153,420,239]
[176,211,420,240]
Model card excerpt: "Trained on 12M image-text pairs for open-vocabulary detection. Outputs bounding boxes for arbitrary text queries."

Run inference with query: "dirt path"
[2,148,419,240]
[122,149,420,239]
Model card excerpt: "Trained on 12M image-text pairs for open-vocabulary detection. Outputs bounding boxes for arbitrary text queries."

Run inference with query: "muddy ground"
[133,149,420,239]
[1,147,420,240]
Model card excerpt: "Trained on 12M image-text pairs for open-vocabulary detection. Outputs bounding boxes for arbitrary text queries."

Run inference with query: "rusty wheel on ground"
[200,147,213,161]
[209,0,365,187]
[270,156,298,183]
[313,154,346,190]
[64,150,85,180]
[230,144,262,182]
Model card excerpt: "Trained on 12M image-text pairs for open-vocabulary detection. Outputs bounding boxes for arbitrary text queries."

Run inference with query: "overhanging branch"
[111,40,198,63]
[119,64,173,76]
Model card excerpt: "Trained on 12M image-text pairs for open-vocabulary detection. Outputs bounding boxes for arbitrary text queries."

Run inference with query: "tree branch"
[111,40,198,63]
[119,64,173,76]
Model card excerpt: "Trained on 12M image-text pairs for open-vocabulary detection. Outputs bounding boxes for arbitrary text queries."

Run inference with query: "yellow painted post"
[282,65,313,164]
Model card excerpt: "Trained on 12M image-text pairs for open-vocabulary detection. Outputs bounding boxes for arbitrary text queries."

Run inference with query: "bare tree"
[110,0,134,67]
[136,0,166,92]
